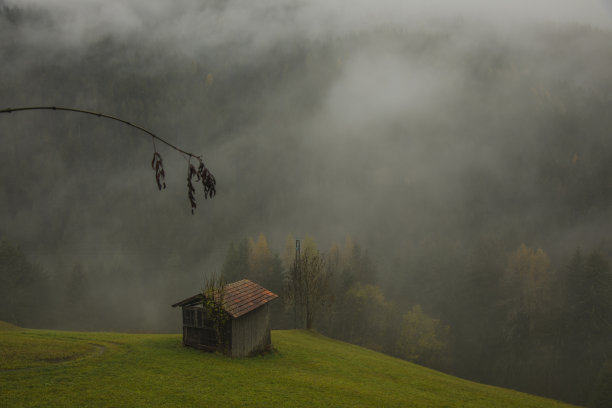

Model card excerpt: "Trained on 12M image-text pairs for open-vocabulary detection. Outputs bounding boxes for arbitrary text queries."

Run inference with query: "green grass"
[0,323,579,408]
[0,321,20,331]
[0,331,96,370]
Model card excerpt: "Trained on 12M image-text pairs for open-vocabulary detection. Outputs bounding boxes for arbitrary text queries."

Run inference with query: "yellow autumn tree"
[301,236,319,258]
[395,305,450,368]
[248,233,273,285]
[285,235,331,329]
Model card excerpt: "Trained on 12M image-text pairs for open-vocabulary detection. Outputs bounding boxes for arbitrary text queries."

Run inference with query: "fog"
[0,0,608,299]
[2,0,612,403]
[11,0,612,41]
[1,0,611,303]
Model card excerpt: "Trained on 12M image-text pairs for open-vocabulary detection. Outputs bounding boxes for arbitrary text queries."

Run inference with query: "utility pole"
[294,239,300,329]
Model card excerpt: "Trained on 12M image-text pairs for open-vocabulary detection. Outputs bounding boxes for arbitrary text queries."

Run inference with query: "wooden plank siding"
[230,303,271,357]
[183,326,218,351]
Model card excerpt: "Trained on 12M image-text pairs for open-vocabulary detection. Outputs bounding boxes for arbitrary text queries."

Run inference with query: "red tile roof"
[171,279,278,319]
[223,279,279,318]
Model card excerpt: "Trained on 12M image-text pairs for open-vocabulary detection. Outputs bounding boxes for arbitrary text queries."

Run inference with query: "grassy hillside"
[0,324,578,408]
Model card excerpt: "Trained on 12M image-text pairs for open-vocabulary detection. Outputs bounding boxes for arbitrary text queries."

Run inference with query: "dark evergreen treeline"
[1,3,612,406]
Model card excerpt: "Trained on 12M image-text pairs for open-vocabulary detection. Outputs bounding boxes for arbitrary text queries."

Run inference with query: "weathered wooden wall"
[183,326,218,351]
[230,303,271,357]
[181,303,271,356]
[181,306,231,351]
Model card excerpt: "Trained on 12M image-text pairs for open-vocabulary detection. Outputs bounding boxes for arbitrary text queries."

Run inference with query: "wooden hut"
[171,279,278,357]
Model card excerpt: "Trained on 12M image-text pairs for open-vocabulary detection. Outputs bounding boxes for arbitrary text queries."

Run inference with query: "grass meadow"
[0,323,579,407]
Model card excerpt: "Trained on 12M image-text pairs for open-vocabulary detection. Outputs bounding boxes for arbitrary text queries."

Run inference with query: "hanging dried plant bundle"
[151,152,166,191]
[187,162,198,214]
[197,158,216,199]
[186,157,217,213]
